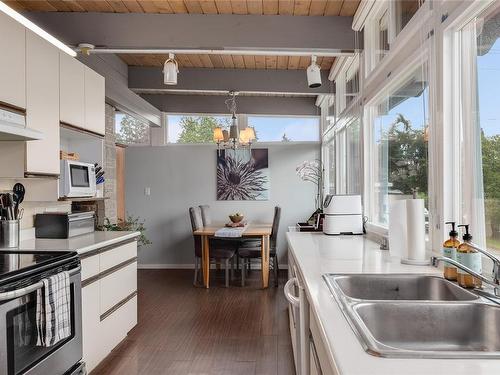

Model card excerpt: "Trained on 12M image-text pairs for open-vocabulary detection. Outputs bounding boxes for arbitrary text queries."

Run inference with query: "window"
[345,57,360,108]
[346,119,362,194]
[394,0,424,36]
[115,113,150,145]
[247,116,320,142]
[376,9,390,63]
[369,65,429,226]
[459,3,500,249]
[166,114,230,143]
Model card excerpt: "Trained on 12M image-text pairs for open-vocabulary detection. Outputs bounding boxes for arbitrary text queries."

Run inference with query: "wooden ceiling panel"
[14,0,360,16]
[119,53,335,70]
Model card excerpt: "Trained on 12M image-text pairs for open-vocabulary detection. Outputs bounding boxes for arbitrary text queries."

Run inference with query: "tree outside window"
[115,114,150,145]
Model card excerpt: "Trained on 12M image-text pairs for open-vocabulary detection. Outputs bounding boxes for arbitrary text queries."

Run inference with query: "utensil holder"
[0,220,20,248]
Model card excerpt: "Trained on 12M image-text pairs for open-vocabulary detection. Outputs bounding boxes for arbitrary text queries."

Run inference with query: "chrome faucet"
[431,244,500,297]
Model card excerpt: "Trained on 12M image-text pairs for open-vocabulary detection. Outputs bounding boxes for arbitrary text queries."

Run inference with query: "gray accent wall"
[125,143,319,267]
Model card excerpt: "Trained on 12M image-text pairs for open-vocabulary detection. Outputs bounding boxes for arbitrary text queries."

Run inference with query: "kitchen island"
[287,232,500,375]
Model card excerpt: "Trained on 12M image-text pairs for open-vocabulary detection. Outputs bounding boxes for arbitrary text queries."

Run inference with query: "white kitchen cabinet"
[309,310,338,375]
[84,67,105,135]
[81,240,138,372]
[25,31,60,175]
[60,52,85,128]
[0,11,26,109]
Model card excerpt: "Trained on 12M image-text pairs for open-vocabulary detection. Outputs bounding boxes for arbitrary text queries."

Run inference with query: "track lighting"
[307,55,322,88]
[163,53,178,85]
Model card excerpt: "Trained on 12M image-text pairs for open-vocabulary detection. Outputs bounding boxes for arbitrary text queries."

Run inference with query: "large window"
[370,66,429,226]
[394,0,424,36]
[247,116,320,142]
[115,113,150,145]
[346,119,362,194]
[460,3,500,250]
[166,114,320,143]
[167,115,230,143]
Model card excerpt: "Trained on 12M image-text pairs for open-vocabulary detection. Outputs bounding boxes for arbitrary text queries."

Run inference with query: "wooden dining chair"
[239,206,281,287]
[189,206,237,287]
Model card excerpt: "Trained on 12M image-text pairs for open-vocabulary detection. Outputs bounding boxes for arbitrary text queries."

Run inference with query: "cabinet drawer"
[100,262,137,314]
[81,255,99,282]
[100,241,137,272]
[101,295,137,355]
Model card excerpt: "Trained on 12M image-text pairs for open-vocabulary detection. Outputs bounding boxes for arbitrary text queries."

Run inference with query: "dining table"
[193,223,273,289]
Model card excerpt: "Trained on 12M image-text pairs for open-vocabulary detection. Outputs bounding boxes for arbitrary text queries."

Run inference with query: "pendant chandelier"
[213,91,256,151]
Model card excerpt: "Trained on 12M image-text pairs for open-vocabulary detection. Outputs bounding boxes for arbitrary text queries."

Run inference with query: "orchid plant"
[296,159,324,211]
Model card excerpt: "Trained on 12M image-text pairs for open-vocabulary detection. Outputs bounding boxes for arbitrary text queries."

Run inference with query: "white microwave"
[59,160,96,198]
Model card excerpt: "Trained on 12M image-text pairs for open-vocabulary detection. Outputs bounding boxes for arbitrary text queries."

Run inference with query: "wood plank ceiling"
[9,0,359,71]
[8,0,361,16]
[120,54,336,70]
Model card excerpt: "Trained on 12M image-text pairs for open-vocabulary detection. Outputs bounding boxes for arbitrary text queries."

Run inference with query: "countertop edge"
[76,231,141,255]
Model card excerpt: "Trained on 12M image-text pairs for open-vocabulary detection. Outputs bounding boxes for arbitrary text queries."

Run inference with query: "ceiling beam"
[142,95,320,116]
[24,13,357,53]
[128,67,334,96]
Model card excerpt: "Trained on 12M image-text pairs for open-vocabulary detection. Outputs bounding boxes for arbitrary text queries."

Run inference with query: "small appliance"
[323,194,364,235]
[59,160,96,198]
[35,211,95,239]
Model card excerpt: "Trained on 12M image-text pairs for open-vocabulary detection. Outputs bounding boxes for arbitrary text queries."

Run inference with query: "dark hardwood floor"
[91,268,296,375]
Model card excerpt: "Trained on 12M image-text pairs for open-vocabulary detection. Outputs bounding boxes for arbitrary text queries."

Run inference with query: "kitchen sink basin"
[352,302,500,358]
[323,273,500,358]
[324,274,479,301]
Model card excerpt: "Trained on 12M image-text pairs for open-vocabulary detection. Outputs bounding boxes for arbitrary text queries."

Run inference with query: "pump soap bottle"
[443,221,460,281]
[456,224,482,288]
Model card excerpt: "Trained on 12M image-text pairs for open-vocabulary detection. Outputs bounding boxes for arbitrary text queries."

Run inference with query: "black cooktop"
[0,250,79,288]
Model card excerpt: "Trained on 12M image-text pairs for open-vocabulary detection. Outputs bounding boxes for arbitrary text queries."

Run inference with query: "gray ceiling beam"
[129,67,334,95]
[24,13,356,52]
[142,94,320,116]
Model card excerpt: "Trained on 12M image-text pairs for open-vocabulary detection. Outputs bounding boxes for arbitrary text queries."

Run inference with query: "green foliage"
[100,215,152,247]
[116,114,150,145]
[386,113,428,197]
[177,116,229,143]
[482,133,500,240]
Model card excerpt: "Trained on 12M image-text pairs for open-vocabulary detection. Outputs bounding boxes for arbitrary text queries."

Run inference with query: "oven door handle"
[0,266,81,301]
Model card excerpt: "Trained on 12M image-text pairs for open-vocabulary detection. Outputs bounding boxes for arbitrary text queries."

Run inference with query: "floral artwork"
[217,148,269,200]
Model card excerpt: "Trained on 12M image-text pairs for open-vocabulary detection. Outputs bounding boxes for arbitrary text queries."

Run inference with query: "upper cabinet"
[0,11,26,109]
[60,52,85,129]
[84,67,105,135]
[26,31,60,175]
[60,53,105,136]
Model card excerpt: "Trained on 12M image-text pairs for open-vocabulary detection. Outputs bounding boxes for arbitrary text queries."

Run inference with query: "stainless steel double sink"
[323,274,500,358]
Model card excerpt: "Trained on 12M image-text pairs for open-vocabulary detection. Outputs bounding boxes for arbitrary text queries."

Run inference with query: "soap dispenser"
[443,221,460,281]
[456,224,482,288]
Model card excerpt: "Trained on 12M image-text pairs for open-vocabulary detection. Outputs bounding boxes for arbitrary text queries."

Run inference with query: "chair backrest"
[199,205,212,226]
[188,207,203,257]
[271,206,281,247]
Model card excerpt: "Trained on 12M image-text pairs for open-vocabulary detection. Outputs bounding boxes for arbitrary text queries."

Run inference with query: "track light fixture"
[163,53,179,85]
[307,55,322,88]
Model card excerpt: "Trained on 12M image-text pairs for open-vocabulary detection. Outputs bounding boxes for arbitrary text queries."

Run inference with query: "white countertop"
[287,232,500,375]
[15,231,140,256]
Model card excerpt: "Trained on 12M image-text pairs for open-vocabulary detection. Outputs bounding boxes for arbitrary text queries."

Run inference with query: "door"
[60,52,85,128]
[25,31,60,175]
[0,11,26,109]
[116,145,125,222]
[84,67,105,135]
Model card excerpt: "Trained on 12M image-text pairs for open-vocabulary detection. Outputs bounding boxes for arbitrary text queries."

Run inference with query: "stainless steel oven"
[0,252,82,375]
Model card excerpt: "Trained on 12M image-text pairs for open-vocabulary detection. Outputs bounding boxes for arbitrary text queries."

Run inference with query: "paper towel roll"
[389,200,407,259]
[405,199,426,261]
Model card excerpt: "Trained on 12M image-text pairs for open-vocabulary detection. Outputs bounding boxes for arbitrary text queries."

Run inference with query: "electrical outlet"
[144,187,151,196]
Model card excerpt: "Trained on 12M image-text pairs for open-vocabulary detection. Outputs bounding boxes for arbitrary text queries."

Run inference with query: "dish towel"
[36,271,71,347]
[214,225,247,238]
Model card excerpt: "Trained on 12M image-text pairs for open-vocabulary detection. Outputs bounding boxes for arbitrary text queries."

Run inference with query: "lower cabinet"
[309,310,338,375]
[80,240,138,372]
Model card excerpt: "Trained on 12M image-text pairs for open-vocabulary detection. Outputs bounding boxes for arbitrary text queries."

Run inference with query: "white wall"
[125,143,320,267]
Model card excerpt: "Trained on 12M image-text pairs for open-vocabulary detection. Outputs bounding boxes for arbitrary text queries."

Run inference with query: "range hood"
[0,108,43,141]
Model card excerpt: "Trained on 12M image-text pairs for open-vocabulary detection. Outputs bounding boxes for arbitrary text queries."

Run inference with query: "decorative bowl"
[229,214,244,223]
